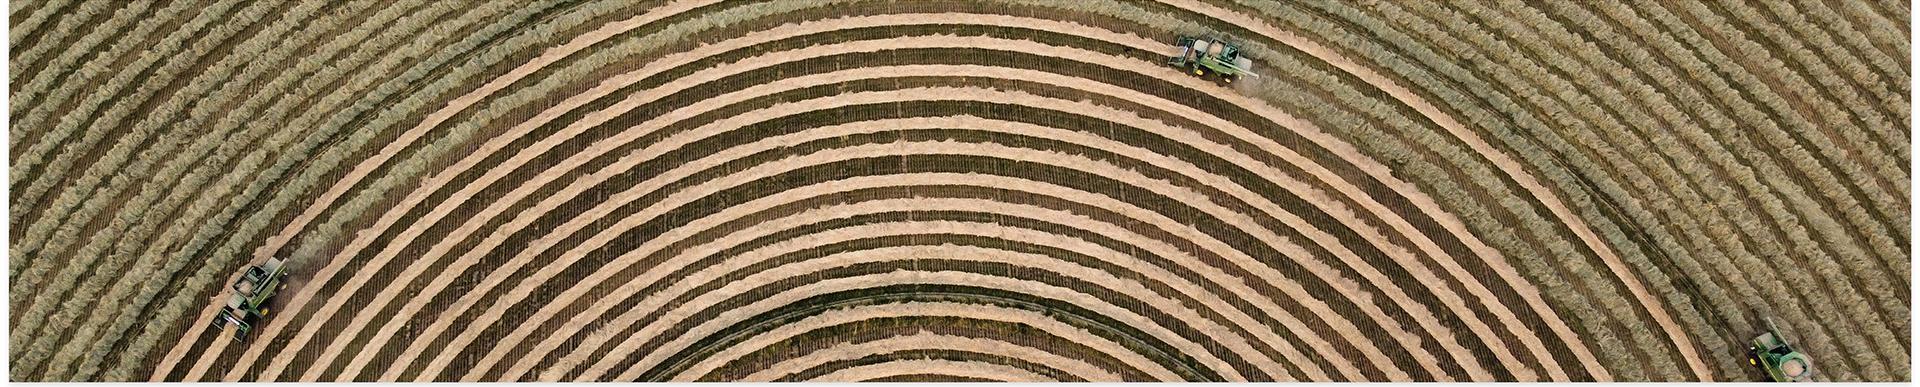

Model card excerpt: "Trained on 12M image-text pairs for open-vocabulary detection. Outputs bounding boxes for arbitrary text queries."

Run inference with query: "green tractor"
[1747,317,1813,382]
[1168,35,1256,81]
[211,257,290,342]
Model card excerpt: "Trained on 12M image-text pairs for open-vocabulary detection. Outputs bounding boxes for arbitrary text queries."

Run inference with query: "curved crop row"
[10,0,1907,382]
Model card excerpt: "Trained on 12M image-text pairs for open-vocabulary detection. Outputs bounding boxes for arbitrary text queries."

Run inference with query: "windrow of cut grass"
[291,22,1543,383]
[288,28,1482,381]
[8,0,76,51]
[345,63,1405,381]
[508,190,1307,381]
[9,0,231,267]
[144,1,569,379]
[1247,0,1906,380]
[1195,1,1667,380]
[240,4,1597,381]
[13,0,1906,382]
[1236,0,1674,379]
[9,0,125,111]
[278,5,1605,381]
[393,101,1397,383]
[42,0,434,381]
[1472,0,1904,378]
[1382,0,1775,378]
[10,1,352,373]
[8,0,283,235]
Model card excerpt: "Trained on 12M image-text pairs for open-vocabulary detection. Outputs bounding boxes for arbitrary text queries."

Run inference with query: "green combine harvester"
[1167,35,1256,81]
[210,257,289,342]
[1747,317,1814,382]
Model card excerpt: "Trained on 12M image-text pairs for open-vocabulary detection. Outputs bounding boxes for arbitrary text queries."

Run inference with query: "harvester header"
[1168,35,1257,81]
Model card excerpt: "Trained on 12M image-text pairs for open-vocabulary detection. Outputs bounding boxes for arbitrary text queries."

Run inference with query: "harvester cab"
[1168,35,1257,81]
[210,257,290,342]
[1748,317,1813,382]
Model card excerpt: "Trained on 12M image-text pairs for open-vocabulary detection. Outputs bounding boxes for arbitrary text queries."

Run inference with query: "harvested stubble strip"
[266,9,1466,381]
[241,0,848,381]
[735,331,1123,382]
[590,254,1257,382]
[1297,0,1720,379]
[357,39,1512,377]
[270,5,1497,381]
[636,239,1278,381]
[445,132,1428,381]
[240,0,729,302]
[740,302,1170,380]
[113,1,455,379]
[1241,2,1643,380]
[326,37,1443,383]
[1474,0,1822,376]
[1098,0,1620,375]
[8,0,280,232]
[330,16,1543,379]
[149,1,557,379]
[218,4,579,379]
[216,2,739,376]
[1374,2,1707,378]
[1336,0,1873,377]
[513,192,1243,382]
[451,112,1391,381]
[645,221,1303,381]
[51,1,421,380]
[371,86,1378,381]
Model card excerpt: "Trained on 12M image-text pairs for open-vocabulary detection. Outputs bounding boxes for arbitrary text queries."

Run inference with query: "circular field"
[8,0,1910,381]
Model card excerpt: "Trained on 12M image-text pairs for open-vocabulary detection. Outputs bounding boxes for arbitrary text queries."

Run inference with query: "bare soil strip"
[495,176,1346,381]
[326,30,1559,377]
[278,30,1482,381]
[808,359,1053,382]
[203,1,722,379]
[660,229,1282,382]
[398,137,1341,382]
[1170,0,1681,378]
[588,267,1257,381]
[183,6,1589,381]
[731,332,1123,382]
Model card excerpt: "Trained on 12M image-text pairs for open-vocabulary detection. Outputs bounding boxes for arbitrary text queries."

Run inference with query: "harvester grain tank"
[210,257,290,341]
[1167,35,1256,81]
[1747,317,1813,382]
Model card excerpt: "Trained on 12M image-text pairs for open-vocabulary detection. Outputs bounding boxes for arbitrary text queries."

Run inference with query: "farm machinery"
[1747,317,1814,382]
[210,257,290,342]
[1167,35,1256,81]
